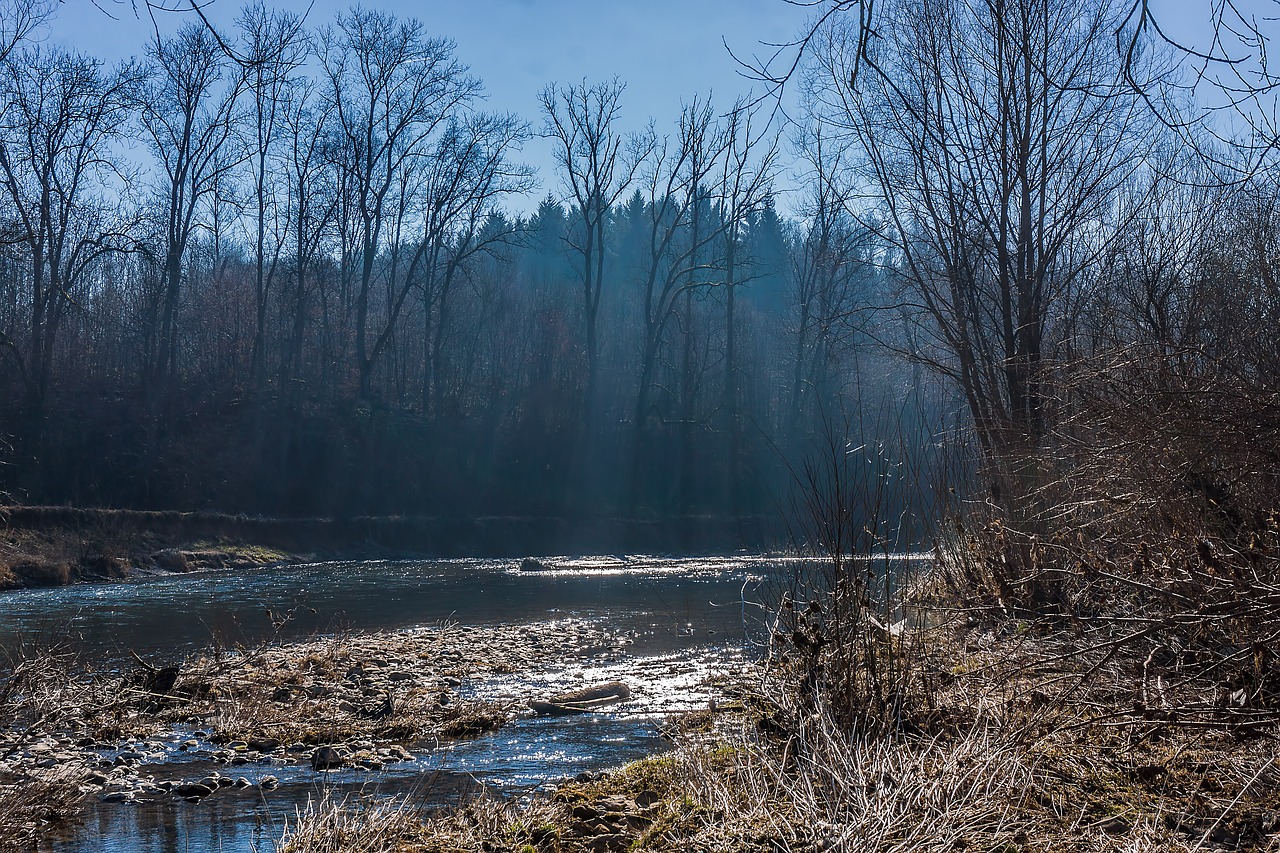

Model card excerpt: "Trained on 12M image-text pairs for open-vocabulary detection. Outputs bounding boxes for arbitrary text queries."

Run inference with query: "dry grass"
[278,792,571,853]
[266,610,1280,853]
[0,766,87,853]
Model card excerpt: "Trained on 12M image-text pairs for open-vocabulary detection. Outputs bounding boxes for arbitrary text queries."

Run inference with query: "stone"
[156,550,189,572]
[311,745,347,771]
[585,834,631,852]
[248,737,280,753]
[259,775,279,790]
[634,790,662,809]
[172,783,213,799]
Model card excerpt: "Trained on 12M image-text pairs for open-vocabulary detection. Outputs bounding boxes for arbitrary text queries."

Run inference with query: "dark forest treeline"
[0,4,931,523]
[8,0,1277,546]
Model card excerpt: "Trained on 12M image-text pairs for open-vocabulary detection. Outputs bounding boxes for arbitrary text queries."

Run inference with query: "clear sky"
[32,0,1250,215]
[38,0,817,213]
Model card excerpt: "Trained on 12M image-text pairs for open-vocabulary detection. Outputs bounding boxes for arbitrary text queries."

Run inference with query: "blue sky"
[34,0,1244,216]
[41,0,817,212]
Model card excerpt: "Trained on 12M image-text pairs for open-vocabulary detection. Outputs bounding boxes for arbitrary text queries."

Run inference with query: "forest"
[0,0,1272,554]
[0,1,934,526]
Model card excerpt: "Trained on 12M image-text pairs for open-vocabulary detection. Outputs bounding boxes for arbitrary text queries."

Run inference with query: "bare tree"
[137,22,243,402]
[0,46,138,450]
[540,77,652,430]
[808,0,1154,513]
[628,95,728,510]
[715,100,779,510]
[320,7,480,400]
[236,0,306,389]
[786,120,873,440]
[279,76,336,389]
[0,0,53,65]
[414,111,533,419]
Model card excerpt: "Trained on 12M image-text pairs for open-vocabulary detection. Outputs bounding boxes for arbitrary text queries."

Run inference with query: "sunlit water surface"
[0,555,808,852]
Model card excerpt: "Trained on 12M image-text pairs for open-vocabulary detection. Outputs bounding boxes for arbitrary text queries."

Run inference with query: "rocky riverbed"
[0,618,660,847]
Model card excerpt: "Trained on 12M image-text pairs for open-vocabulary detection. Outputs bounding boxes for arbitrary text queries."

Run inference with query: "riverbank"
[274,615,1280,853]
[5,602,1277,851]
[0,505,784,590]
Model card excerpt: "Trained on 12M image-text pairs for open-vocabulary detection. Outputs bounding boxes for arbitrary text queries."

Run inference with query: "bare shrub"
[769,409,944,733]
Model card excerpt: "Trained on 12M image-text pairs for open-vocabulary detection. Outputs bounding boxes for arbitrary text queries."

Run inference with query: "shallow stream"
[0,555,795,852]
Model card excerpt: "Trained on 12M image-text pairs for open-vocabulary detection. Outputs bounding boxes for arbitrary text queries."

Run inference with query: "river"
[0,555,798,852]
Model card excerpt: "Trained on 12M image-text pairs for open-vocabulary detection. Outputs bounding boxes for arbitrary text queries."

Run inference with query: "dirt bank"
[0,505,783,589]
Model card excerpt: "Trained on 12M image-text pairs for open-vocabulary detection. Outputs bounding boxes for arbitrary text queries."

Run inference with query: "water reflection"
[0,556,783,661]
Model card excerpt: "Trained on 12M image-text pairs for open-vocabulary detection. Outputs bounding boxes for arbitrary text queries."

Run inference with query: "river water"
[0,555,800,852]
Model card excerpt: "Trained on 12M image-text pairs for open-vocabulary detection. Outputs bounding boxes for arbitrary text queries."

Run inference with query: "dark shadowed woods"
[0,1,938,533]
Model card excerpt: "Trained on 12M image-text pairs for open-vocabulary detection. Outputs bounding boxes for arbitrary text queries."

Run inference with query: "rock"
[1206,826,1238,847]
[311,745,347,771]
[530,681,631,716]
[271,686,293,703]
[572,802,602,820]
[172,783,213,799]
[100,790,132,803]
[233,777,252,788]
[247,737,280,753]
[634,790,662,809]
[585,834,631,852]
[597,795,636,815]
[259,775,279,790]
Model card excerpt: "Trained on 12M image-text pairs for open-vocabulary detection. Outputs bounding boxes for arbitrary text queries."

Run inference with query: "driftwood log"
[529,681,631,716]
